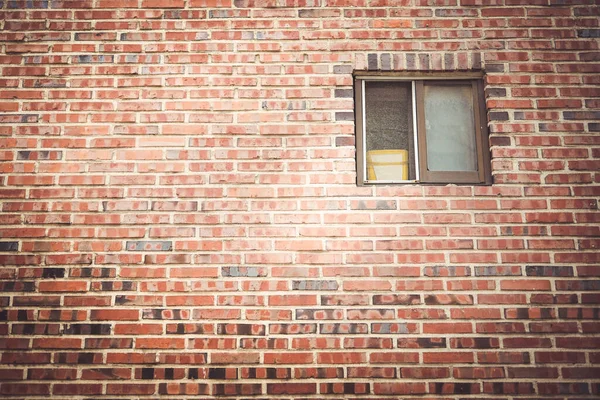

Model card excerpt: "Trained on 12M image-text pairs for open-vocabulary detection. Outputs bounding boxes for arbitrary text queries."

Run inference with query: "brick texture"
[0,0,599,398]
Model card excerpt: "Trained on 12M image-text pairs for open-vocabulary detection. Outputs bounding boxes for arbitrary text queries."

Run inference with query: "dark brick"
[0,242,19,251]
[17,151,30,160]
[424,266,471,277]
[209,368,226,379]
[333,65,352,74]
[489,136,511,146]
[63,324,112,335]
[485,63,505,73]
[578,29,600,38]
[488,382,535,394]
[55,352,103,364]
[579,51,600,61]
[444,53,455,70]
[335,136,355,147]
[418,53,429,69]
[141,368,154,380]
[292,280,338,290]
[563,111,600,120]
[126,241,172,251]
[98,281,135,291]
[539,382,590,395]
[486,87,507,97]
[221,266,265,277]
[475,266,522,277]
[367,53,378,70]
[514,111,529,120]
[354,200,396,210]
[406,53,416,70]
[0,282,35,292]
[165,368,176,379]
[526,266,574,277]
[380,53,391,70]
[23,0,49,8]
[557,280,600,291]
[433,382,480,394]
[75,267,113,278]
[42,268,65,278]
[296,309,342,320]
[334,89,353,98]
[85,338,133,349]
[472,52,482,69]
[335,111,354,121]
[489,111,510,121]
[12,323,60,335]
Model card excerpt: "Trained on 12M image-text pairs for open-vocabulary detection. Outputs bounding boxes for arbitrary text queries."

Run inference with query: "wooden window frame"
[355,73,492,186]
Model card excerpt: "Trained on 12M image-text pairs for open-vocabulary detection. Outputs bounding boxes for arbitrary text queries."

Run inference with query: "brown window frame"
[355,73,492,186]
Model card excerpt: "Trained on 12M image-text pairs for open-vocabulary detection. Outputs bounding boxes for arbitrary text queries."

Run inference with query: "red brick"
[373,382,427,395]
[52,384,103,395]
[370,352,419,364]
[424,352,475,364]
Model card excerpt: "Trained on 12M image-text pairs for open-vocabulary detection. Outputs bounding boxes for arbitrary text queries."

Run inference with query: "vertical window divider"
[361,79,367,184]
[472,80,485,183]
[415,80,429,182]
[411,80,420,183]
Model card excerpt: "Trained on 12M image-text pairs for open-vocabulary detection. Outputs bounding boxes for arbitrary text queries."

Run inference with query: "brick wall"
[1,0,599,398]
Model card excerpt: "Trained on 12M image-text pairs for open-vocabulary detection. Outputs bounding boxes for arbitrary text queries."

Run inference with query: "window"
[355,73,491,185]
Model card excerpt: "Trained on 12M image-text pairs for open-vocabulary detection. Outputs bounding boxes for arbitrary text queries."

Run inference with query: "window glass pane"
[423,83,477,172]
[364,81,415,181]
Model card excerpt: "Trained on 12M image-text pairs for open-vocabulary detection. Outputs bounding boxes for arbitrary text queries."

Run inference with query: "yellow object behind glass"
[366,149,409,181]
